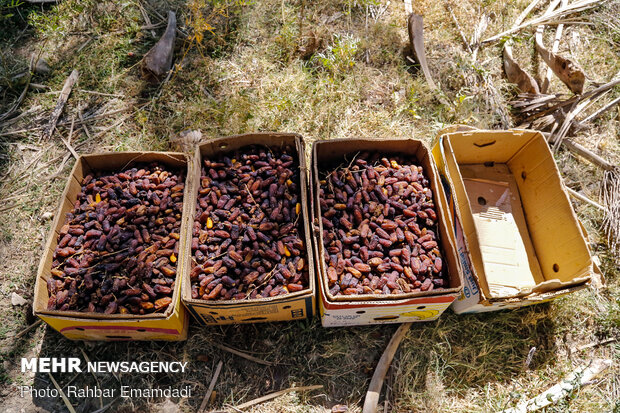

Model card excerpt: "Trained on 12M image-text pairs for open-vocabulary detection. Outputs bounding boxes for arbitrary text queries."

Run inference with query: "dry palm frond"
[482,0,606,44]
[603,169,620,257]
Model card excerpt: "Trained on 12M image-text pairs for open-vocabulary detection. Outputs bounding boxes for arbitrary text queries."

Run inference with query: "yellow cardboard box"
[311,138,463,327]
[181,133,316,325]
[34,152,191,340]
[432,127,596,313]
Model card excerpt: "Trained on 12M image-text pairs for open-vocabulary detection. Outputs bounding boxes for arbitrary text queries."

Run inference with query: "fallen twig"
[60,116,79,160]
[566,187,605,211]
[0,75,31,122]
[41,69,79,141]
[541,0,567,93]
[208,342,274,366]
[446,4,472,53]
[535,0,585,95]
[501,358,612,412]
[577,96,620,126]
[234,385,323,410]
[362,323,413,413]
[503,0,542,94]
[48,372,77,413]
[198,360,223,413]
[80,348,104,409]
[13,319,43,340]
[571,338,617,353]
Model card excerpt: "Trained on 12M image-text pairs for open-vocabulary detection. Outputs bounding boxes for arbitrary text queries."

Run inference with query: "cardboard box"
[311,138,463,327]
[181,133,316,325]
[34,152,191,341]
[432,128,595,313]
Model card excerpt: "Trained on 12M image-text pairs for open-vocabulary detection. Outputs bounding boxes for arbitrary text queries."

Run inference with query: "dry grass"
[0,0,618,412]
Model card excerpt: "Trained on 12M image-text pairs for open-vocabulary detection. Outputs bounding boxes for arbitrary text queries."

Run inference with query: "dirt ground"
[0,0,618,412]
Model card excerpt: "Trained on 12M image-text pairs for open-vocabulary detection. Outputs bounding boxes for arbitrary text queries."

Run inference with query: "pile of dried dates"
[190,145,309,300]
[319,152,447,296]
[47,163,185,314]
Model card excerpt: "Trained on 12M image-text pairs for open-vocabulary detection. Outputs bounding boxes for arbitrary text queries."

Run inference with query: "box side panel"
[40,302,187,341]
[445,131,537,164]
[320,295,453,327]
[186,294,314,325]
[442,137,490,298]
[507,134,592,283]
[449,214,484,313]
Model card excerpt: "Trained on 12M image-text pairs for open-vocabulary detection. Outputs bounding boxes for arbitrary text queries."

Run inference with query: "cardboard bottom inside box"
[318,279,456,327]
[450,211,589,314]
[460,163,544,298]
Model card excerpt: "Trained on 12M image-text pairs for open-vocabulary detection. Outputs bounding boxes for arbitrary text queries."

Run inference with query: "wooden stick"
[198,360,223,413]
[60,116,79,160]
[235,385,323,410]
[446,4,472,53]
[566,187,605,211]
[42,69,79,140]
[80,348,104,409]
[13,319,43,340]
[571,338,616,353]
[48,373,77,413]
[502,0,544,94]
[209,342,274,366]
[560,138,616,171]
[501,359,612,413]
[403,0,412,15]
[362,323,413,413]
[514,0,544,27]
[0,76,30,122]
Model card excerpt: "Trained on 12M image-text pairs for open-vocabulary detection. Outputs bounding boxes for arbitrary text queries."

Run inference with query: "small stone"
[41,212,54,221]
[11,292,28,306]
[331,405,349,413]
[31,56,51,75]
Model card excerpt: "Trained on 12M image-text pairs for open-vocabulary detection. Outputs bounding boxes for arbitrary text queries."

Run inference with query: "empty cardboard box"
[432,128,595,313]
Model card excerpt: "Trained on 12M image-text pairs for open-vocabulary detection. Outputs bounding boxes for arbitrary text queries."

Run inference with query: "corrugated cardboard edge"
[311,137,463,306]
[180,133,316,318]
[33,152,191,329]
[434,128,597,307]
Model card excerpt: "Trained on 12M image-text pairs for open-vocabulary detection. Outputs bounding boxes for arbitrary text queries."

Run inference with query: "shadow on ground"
[20,302,558,412]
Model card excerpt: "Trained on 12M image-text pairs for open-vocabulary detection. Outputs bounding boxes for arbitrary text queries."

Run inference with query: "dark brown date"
[190,145,309,301]
[47,162,185,315]
[319,152,447,296]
